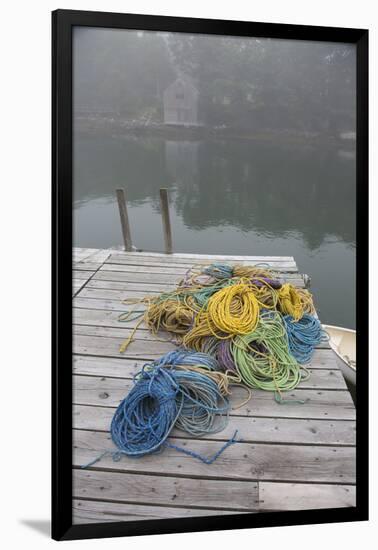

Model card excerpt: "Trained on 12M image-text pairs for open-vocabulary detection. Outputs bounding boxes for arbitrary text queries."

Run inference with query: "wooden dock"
[72,248,356,524]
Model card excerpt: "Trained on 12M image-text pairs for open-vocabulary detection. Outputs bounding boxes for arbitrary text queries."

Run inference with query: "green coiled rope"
[231,310,309,400]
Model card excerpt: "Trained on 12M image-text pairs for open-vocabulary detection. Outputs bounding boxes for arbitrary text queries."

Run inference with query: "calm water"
[73,134,356,328]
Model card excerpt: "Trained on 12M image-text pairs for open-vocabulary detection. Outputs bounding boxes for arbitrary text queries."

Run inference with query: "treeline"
[74,28,356,133]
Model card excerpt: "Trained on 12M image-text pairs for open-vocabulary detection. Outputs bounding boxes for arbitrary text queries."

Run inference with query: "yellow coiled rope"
[233,265,274,279]
[277,284,315,321]
[297,288,316,315]
[207,283,260,336]
[182,278,284,349]
[146,297,195,335]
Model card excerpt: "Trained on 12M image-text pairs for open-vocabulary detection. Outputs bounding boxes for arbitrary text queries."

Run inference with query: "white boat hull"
[323,324,356,387]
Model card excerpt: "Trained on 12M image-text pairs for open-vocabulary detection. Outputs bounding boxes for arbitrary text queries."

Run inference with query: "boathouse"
[163,77,199,125]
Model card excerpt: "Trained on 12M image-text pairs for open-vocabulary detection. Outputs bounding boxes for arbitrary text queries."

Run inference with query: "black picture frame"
[52,9,369,541]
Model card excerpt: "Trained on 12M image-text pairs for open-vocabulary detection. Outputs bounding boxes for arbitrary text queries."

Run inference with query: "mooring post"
[116,188,133,252]
[159,188,173,254]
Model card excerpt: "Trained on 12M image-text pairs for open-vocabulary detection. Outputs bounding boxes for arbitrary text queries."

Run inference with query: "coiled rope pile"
[118,263,321,380]
[83,262,327,467]
[82,350,241,467]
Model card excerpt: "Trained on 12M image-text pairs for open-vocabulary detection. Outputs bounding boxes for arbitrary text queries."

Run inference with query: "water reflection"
[165,140,199,181]
[74,135,355,251]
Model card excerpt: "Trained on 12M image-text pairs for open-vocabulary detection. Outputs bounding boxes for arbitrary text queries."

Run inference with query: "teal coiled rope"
[282,314,328,364]
[81,350,239,467]
[203,263,234,280]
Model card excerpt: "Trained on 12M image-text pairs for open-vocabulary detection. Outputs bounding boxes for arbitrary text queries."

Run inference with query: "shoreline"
[74,116,356,147]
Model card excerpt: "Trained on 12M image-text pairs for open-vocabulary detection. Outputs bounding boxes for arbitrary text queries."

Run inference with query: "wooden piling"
[159,188,173,254]
[116,188,133,252]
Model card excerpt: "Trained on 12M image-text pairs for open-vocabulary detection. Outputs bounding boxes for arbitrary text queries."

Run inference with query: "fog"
[73,28,355,134]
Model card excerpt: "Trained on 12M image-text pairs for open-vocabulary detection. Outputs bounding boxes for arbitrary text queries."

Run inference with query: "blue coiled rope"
[81,351,239,468]
[282,313,328,364]
[151,348,220,372]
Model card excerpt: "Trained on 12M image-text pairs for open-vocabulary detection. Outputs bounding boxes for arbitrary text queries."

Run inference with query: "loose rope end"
[119,317,145,353]
[119,336,134,353]
[80,451,109,469]
[165,430,241,465]
[274,392,309,405]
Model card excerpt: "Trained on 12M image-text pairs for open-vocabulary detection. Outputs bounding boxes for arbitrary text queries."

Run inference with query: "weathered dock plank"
[86,278,306,292]
[73,404,356,446]
[73,332,330,362]
[106,252,297,266]
[99,262,299,274]
[77,287,163,301]
[85,279,181,292]
[73,332,174,358]
[109,251,296,261]
[73,366,347,393]
[73,270,97,280]
[74,248,113,263]
[73,469,259,512]
[72,350,345,390]
[74,262,104,272]
[73,430,356,484]
[259,482,355,510]
[73,375,355,420]
[72,499,243,524]
[92,268,306,286]
[73,322,330,347]
[72,349,341,376]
